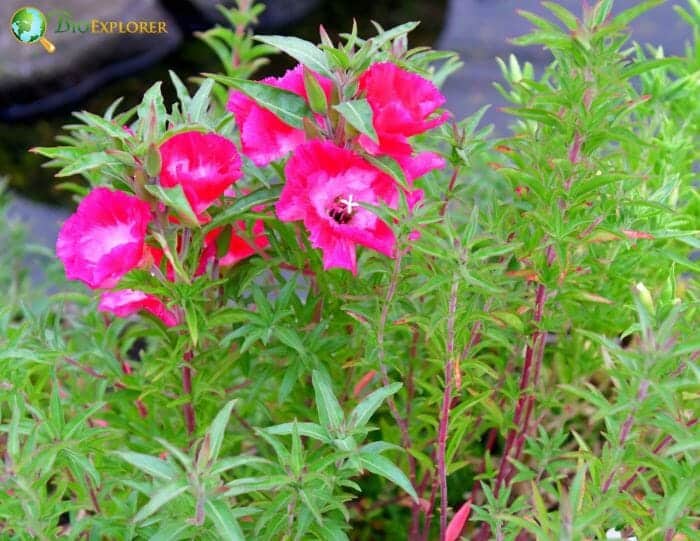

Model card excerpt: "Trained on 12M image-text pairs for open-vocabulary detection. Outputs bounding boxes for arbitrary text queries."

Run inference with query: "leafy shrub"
[2,1,698,539]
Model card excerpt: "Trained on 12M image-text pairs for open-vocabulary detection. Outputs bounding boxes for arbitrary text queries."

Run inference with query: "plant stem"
[437,275,460,540]
[182,350,196,437]
[377,255,421,539]
[476,282,547,541]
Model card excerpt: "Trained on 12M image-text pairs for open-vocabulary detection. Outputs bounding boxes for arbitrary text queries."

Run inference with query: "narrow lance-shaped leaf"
[333,99,378,144]
[115,451,178,481]
[254,35,332,77]
[206,74,311,129]
[205,499,245,541]
[348,382,402,430]
[144,184,200,228]
[357,453,418,502]
[133,481,189,522]
[311,370,344,433]
[207,399,238,465]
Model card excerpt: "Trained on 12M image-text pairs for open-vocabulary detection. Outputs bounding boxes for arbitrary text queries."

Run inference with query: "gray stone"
[6,194,70,284]
[437,0,693,129]
[0,0,181,119]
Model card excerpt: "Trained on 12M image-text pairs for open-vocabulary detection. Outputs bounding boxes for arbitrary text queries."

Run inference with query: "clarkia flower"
[276,140,398,274]
[358,62,449,160]
[203,218,269,269]
[227,64,332,166]
[98,289,179,327]
[56,187,152,289]
[159,131,242,217]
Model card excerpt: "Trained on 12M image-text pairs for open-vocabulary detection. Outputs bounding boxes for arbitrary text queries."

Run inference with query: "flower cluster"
[56,61,447,323]
[229,61,447,273]
[57,132,260,326]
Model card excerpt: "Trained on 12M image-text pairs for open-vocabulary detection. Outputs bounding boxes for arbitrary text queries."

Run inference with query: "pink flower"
[358,62,448,159]
[159,131,242,217]
[98,289,179,327]
[56,188,152,289]
[203,218,269,270]
[228,64,332,166]
[276,140,397,274]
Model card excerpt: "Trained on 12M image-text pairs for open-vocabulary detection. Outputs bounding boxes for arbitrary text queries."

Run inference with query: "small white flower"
[605,528,638,541]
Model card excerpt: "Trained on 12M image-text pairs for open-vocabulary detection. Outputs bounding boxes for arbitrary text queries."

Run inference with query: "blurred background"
[0,0,692,255]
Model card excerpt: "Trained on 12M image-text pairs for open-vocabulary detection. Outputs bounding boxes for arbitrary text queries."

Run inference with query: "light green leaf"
[333,99,378,143]
[357,453,418,502]
[133,481,189,522]
[144,184,199,227]
[311,370,344,433]
[208,74,311,128]
[115,451,178,481]
[254,35,332,77]
[55,152,123,178]
[205,499,245,541]
[264,422,330,442]
[207,399,237,465]
[348,383,402,430]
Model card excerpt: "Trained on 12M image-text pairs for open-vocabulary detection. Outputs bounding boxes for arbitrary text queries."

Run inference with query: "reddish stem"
[437,276,460,540]
[182,350,196,437]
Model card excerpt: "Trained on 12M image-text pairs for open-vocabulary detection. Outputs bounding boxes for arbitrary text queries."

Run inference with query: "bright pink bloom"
[276,140,398,274]
[56,188,152,289]
[227,64,332,166]
[199,217,269,272]
[359,62,449,158]
[159,131,242,217]
[98,289,179,327]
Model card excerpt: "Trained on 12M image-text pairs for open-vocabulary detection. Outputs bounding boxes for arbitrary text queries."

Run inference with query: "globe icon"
[10,6,55,53]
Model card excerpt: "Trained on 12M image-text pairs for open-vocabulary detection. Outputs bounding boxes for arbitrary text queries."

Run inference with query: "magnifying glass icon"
[10,6,56,54]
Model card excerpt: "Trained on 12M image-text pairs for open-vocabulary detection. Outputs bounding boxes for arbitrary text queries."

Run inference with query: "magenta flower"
[227,64,332,166]
[99,289,179,327]
[276,140,398,274]
[56,188,152,289]
[359,62,449,159]
[159,131,242,217]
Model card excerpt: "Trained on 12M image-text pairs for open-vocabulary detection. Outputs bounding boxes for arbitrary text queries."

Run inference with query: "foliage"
[2,1,699,539]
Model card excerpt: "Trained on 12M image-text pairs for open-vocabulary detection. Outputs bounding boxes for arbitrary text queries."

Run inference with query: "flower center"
[328,194,358,225]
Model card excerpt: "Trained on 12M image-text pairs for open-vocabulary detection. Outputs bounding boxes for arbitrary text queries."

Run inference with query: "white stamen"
[339,193,359,214]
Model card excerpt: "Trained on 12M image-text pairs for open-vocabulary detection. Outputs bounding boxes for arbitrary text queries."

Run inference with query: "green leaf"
[144,184,199,227]
[613,0,665,27]
[311,370,344,433]
[224,475,291,497]
[144,143,161,177]
[333,99,378,143]
[205,499,245,541]
[348,383,402,430]
[264,422,330,442]
[73,111,129,139]
[207,74,311,129]
[55,152,123,178]
[133,481,189,522]
[369,21,420,52]
[115,451,178,481]
[207,399,237,464]
[207,185,282,230]
[357,453,418,502]
[303,66,328,114]
[190,78,215,122]
[137,81,166,143]
[254,35,332,77]
[363,154,408,190]
[541,2,579,30]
